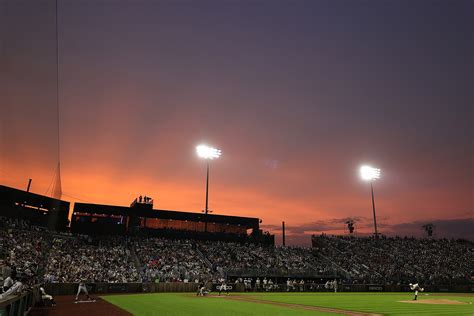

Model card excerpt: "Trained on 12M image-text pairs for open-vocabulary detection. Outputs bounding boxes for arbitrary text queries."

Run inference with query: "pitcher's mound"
[398,299,468,305]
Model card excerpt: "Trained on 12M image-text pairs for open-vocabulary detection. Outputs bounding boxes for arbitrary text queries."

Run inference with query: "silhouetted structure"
[345,220,355,234]
[282,221,286,246]
[72,200,274,244]
[422,223,434,237]
[0,185,69,230]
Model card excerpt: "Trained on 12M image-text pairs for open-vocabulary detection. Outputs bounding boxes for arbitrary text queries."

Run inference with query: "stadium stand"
[0,184,472,300]
[312,234,473,285]
[44,235,140,283]
[134,237,212,283]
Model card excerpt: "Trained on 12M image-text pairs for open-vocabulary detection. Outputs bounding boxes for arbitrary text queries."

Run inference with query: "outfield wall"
[45,282,201,296]
[44,282,472,296]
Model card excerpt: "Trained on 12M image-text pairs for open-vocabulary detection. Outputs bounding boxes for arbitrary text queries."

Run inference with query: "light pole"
[196,144,221,232]
[360,165,381,237]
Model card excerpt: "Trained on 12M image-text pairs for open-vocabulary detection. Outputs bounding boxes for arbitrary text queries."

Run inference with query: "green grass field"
[103,292,474,316]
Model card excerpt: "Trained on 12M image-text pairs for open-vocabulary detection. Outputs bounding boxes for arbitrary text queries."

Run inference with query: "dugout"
[0,185,69,231]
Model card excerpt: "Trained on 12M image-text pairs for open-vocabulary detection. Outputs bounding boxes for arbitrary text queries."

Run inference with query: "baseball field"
[102,292,474,315]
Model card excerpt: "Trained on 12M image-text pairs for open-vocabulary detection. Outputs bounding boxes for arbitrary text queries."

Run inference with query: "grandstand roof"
[0,185,69,211]
[73,202,260,229]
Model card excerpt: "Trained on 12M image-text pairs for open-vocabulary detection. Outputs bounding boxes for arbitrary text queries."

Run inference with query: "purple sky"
[1,0,472,245]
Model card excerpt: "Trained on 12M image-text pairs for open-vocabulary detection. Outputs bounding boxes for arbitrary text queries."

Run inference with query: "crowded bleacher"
[198,241,333,276]
[134,237,212,283]
[1,214,472,290]
[44,235,140,283]
[0,218,49,284]
[312,234,473,285]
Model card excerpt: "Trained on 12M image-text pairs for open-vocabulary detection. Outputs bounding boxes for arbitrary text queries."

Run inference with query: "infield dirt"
[29,295,131,316]
[398,299,469,305]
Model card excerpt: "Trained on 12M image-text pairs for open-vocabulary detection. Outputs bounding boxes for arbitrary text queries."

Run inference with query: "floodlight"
[196,144,221,233]
[196,145,221,160]
[360,165,381,181]
[359,164,382,237]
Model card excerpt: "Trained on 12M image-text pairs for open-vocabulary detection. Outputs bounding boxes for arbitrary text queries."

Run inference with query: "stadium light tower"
[360,165,381,237]
[196,144,221,232]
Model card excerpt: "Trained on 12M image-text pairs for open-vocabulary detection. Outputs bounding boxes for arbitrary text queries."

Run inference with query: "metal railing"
[0,286,39,316]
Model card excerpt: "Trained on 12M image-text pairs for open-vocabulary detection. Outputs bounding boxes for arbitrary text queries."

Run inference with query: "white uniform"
[0,281,23,300]
[40,287,53,301]
[325,281,330,290]
[40,286,56,305]
[409,283,424,300]
[197,282,208,296]
[218,278,228,295]
[268,279,273,290]
[76,282,89,300]
[244,279,249,291]
[3,277,14,292]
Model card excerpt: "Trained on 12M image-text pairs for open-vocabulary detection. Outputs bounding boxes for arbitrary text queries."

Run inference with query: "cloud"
[386,218,474,240]
[264,216,474,246]
[260,224,281,231]
[261,217,363,234]
[283,216,370,234]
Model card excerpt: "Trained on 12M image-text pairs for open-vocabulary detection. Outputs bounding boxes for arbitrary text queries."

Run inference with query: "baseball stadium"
[0,185,472,315]
[1,0,473,315]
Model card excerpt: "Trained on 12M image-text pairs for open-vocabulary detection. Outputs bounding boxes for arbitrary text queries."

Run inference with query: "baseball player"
[197,281,209,296]
[325,280,330,291]
[218,278,229,296]
[75,281,91,301]
[0,276,26,300]
[409,283,424,300]
[40,286,56,306]
[2,274,14,293]
[196,281,203,296]
[244,278,250,292]
[267,278,274,291]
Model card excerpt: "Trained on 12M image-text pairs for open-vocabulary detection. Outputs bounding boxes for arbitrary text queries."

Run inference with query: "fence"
[0,287,40,316]
[44,282,200,296]
[44,282,472,296]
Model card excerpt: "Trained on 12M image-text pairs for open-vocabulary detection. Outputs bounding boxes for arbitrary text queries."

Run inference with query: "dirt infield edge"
[29,295,132,316]
[398,299,470,305]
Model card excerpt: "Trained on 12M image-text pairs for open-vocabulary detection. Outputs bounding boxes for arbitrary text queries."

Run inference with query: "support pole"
[26,179,32,192]
[282,221,286,246]
[204,161,209,232]
[371,181,378,237]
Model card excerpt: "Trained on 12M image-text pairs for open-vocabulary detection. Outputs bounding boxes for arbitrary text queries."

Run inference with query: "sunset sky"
[1,0,472,245]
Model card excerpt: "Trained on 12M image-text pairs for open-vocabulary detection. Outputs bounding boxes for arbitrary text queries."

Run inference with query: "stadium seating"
[313,235,473,285]
[1,217,472,287]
